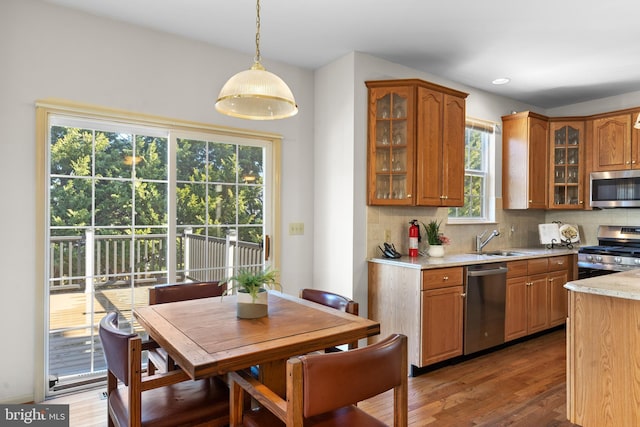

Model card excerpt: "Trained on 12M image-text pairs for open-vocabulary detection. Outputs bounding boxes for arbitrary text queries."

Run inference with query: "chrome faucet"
[476,229,500,252]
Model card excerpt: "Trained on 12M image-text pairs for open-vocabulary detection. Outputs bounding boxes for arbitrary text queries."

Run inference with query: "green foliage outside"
[449,127,487,219]
[49,124,265,280]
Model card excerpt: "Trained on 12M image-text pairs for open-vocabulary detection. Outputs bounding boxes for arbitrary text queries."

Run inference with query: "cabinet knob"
[528,200,533,203]
[406,194,411,198]
[443,276,449,281]
[579,200,584,204]
[626,161,631,164]
[460,293,466,298]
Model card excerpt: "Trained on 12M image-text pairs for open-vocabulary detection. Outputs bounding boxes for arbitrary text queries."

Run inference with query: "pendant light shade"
[216,62,298,120]
[215,0,298,120]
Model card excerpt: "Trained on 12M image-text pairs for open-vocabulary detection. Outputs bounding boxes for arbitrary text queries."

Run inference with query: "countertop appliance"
[464,263,508,355]
[578,225,640,279]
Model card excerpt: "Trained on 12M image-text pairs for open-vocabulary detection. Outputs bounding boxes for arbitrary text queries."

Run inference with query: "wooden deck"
[48,284,156,388]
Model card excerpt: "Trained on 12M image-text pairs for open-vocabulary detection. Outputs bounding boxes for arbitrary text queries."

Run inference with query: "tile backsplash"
[367,198,640,259]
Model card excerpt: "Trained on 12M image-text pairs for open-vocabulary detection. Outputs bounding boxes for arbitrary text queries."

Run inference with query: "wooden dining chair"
[147,281,223,373]
[99,312,229,427]
[300,288,360,350]
[228,334,408,427]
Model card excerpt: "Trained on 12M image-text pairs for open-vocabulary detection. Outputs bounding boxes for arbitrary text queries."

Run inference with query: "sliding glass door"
[44,113,274,395]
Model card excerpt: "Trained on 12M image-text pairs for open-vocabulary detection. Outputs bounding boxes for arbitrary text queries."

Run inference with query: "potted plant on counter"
[422,220,450,257]
[221,268,281,319]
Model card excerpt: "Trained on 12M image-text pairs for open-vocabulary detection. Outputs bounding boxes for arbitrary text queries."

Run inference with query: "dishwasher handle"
[466,266,508,277]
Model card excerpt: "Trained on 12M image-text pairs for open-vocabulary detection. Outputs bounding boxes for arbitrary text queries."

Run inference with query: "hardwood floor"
[46,328,577,426]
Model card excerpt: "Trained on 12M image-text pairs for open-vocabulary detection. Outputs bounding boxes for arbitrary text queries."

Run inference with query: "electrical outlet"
[288,222,304,235]
[384,229,391,242]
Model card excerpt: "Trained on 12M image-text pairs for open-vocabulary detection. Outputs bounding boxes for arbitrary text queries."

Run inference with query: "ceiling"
[41,0,640,109]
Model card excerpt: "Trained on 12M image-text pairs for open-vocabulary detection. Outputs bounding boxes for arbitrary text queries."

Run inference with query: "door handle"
[264,235,270,261]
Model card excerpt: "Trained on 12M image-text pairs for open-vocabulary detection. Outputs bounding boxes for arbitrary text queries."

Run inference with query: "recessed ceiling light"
[492,77,511,85]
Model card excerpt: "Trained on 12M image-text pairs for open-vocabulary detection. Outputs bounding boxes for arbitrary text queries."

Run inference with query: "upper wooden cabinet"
[366,79,468,206]
[502,111,549,209]
[592,113,636,171]
[415,87,466,206]
[549,121,585,209]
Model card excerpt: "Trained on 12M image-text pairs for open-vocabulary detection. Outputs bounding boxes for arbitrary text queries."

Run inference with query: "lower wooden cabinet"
[368,254,573,370]
[420,285,464,366]
[548,270,569,326]
[367,262,464,369]
[505,256,571,342]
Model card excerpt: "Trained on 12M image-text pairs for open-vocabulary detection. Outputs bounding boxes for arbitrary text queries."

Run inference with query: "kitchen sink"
[481,250,528,257]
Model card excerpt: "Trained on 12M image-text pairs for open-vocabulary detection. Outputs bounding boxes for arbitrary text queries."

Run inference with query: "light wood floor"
[46,328,577,426]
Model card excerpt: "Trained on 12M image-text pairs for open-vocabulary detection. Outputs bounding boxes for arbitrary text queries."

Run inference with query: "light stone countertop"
[369,247,577,270]
[565,269,640,301]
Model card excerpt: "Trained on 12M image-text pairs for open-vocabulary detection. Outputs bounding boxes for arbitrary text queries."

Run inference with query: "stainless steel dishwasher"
[464,263,508,355]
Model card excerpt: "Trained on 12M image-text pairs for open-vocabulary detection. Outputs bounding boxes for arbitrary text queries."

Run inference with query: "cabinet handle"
[443,276,449,281]
[528,200,533,203]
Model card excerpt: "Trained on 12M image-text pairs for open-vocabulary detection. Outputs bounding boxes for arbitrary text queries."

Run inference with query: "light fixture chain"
[254,0,261,63]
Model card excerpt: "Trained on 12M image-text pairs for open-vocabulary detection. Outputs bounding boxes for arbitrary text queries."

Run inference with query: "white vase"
[428,245,445,258]
[236,288,268,319]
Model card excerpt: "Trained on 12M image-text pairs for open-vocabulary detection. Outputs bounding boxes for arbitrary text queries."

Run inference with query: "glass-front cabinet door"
[367,85,415,205]
[549,121,584,209]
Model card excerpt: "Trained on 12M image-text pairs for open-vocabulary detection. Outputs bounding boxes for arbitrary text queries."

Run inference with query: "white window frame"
[448,117,496,224]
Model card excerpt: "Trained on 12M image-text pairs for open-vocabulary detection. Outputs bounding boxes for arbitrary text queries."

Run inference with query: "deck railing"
[49,232,264,292]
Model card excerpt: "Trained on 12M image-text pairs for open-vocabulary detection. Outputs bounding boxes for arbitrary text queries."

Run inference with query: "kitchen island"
[565,270,640,427]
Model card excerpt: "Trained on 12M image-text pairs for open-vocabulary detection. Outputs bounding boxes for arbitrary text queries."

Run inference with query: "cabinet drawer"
[528,258,549,275]
[506,260,528,278]
[548,255,570,272]
[422,267,463,290]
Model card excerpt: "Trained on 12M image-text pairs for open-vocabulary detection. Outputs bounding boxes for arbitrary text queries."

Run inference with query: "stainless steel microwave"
[590,170,640,208]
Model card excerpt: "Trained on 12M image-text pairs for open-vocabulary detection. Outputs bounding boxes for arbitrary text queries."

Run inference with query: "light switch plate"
[289,222,304,235]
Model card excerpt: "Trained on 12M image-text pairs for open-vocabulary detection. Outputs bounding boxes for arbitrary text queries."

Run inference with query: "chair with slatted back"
[99,312,229,427]
[228,333,408,427]
[147,281,223,373]
[300,288,359,350]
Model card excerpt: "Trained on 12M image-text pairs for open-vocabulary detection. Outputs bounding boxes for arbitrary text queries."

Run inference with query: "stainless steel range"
[578,225,640,279]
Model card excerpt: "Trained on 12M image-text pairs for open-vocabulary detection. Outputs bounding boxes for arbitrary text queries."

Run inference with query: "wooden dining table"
[133,291,380,396]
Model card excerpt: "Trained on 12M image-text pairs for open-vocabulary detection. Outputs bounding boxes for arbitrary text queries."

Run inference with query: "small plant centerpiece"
[421,220,450,257]
[221,268,281,319]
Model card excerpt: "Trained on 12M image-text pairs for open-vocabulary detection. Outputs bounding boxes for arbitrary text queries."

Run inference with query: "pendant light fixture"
[215,0,298,120]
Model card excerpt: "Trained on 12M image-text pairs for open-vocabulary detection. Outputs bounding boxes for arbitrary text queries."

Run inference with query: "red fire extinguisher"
[409,219,420,257]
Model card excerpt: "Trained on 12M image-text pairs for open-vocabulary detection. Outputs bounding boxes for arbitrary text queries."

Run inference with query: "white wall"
[313,54,356,296]
[0,0,314,403]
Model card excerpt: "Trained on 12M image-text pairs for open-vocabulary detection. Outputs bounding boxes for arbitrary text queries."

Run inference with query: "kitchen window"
[448,118,495,223]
